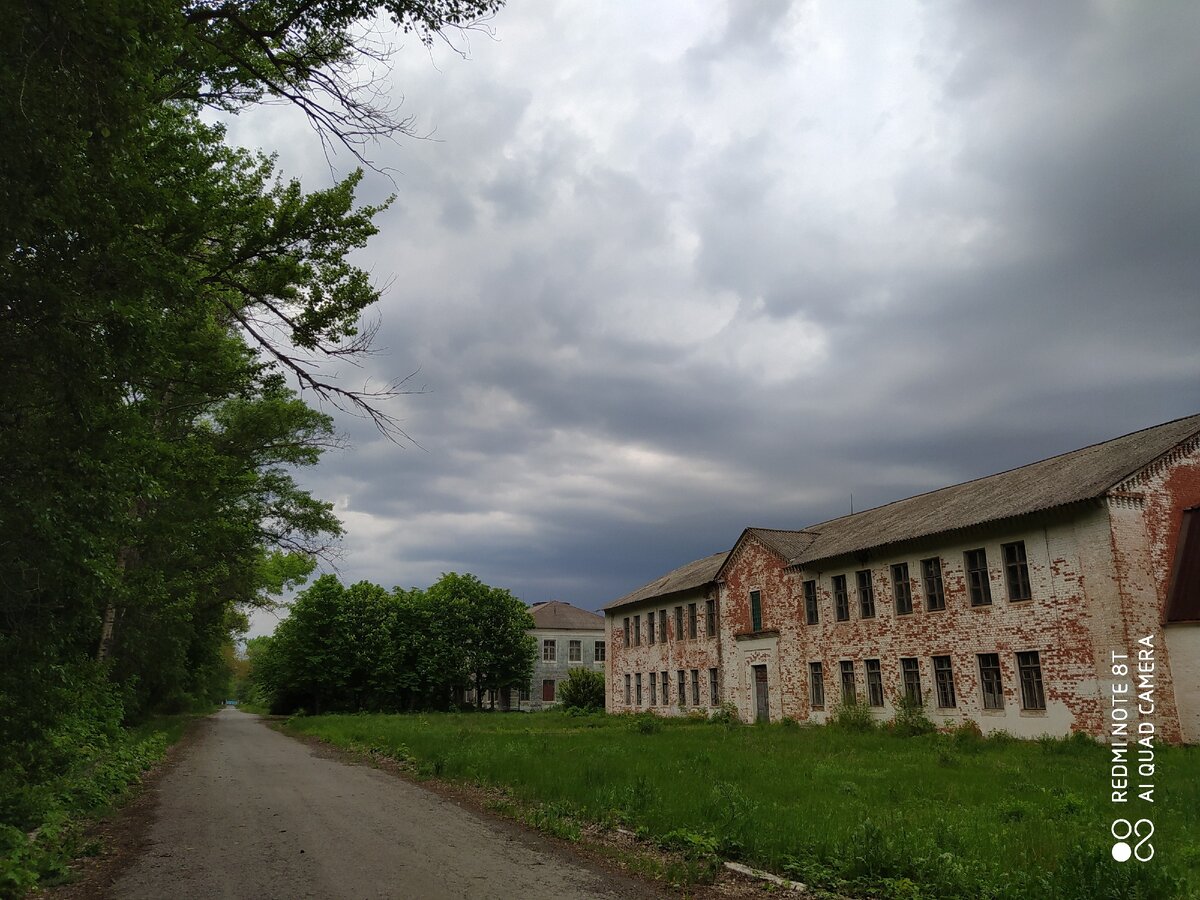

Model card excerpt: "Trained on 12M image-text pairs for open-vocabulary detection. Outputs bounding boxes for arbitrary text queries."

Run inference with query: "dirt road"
[112,708,660,899]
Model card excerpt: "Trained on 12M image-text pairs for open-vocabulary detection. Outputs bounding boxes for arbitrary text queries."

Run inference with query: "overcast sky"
[226,0,1200,634]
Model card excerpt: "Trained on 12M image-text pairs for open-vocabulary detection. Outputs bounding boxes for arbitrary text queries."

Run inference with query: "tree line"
[244,573,536,714]
[0,0,503,844]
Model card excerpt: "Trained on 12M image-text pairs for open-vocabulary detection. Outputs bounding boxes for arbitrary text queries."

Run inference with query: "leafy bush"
[557,668,606,712]
[709,702,742,726]
[830,697,877,732]
[888,692,935,737]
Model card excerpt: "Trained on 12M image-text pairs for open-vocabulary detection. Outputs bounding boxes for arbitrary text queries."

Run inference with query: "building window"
[921,557,946,611]
[520,685,531,702]
[542,639,557,662]
[933,655,956,708]
[709,668,719,706]
[635,673,642,705]
[833,575,849,621]
[624,675,631,705]
[750,590,763,631]
[840,660,856,703]
[633,614,641,645]
[865,659,884,707]
[674,606,684,640]
[594,640,606,662]
[1003,541,1032,601]
[892,563,913,615]
[688,602,698,638]
[1017,651,1046,710]
[542,679,556,702]
[857,570,875,619]
[647,612,655,644]
[705,598,716,636]
[569,639,582,662]
[623,617,630,647]
[978,653,1004,709]
[677,670,687,707]
[900,657,922,704]
[809,662,825,709]
[649,672,657,705]
[803,579,818,625]
[661,671,669,704]
[691,669,700,705]
[965,548,992,606]
[659,609,667,641]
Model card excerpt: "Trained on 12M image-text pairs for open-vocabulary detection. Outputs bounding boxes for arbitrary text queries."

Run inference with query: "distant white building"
[523,601,605,710]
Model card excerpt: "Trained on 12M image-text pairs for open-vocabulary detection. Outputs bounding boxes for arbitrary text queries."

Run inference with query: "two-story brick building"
[606,414,1200,742]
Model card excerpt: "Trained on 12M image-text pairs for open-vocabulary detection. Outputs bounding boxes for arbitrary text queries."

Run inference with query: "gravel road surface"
[112,708,660,899]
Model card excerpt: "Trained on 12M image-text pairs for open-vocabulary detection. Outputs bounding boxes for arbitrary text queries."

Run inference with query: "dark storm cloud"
[234,2,1199,633]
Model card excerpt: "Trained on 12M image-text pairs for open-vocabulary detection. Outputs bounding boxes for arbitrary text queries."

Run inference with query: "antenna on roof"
[850,492,854,515]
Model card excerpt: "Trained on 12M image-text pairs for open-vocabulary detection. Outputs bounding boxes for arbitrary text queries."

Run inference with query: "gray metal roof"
[528,600,604,630]
[602,550,728,612]
[790,413,1200,566]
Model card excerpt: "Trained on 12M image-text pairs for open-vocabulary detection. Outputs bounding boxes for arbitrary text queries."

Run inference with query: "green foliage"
[557,668,606,712]
[830,697,878,733]
[888,693,936,737]
[247,573,535,713]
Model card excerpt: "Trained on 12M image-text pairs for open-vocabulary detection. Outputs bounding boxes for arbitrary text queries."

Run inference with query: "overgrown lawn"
[287,711,1200,899]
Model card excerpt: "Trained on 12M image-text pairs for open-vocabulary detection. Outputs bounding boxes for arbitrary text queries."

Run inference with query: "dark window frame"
[900,657,922,705]
[979,653,1004,709]
[674,606,684,640]
[809,661,825,709]
[965,548,993,606]
[691,669,700,705]
[840,660,856,704]
[635,673,642,706]
[661,671,669,704]
[803,579,819,625]
[542,639,557,662]
[892,562,914,615]
[1017,650,1046,710]
[1002,541,1033,601]
[750,590,763,631]
[705,598,717,636]
[594,640,606,662]
[857,570,876,619]
[624,674,631,705]
[633,614,642,645]
[921,557,946,611]
[649,672,657,705]
[688,602,699,638]
[933,655,956,708]
[833,575,850,621]
[623,617,630,647]
[647,612,655,644]
[865,659,884,707]
[568,639,582,662]
[709,668,719,706]
[677,669,687,707]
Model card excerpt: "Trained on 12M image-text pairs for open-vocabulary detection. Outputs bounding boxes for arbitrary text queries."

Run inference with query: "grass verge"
[285,710,1200,900]
[0,713,198,898]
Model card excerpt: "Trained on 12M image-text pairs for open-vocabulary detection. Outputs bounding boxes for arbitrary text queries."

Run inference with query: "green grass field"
[287,711,1199,899]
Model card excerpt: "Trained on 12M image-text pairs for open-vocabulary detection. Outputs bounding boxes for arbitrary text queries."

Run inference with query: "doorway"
[753,665,769,722]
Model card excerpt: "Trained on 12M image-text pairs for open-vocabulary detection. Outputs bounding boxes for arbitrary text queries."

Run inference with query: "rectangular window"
[691,669,700,705]
[840,660,856,703]
[705,598,716,636]
[857,570,875,618]
[633,614,641,645]
[674,606,684,639]
[520,685,531,702]
[750,590,763,631]
[933,655,956,708]
[965,548,993,606]
[1017,651,1046,710]
[635,673,642,705]
[921,557,946,611]
[809,662,825,709]
[623,617,630,647]
[649,672,657,705]
[688,602,698,638]
[659,609,667,641]
[892,563,913,615]
[661,671,669,704]
[979,653,1004,709]
[647,612,655,644]
[568,639,582,662]
[866,659,884,706]
[677,670,687,707]
[543,679,556,702]
[900,657,922,704]
[624,674,631,705]
[803,579,819,625]
[833,575,849,621]
[1003,541,1032,601]
[709,668,719,706]
[594,640,606,662]
[542,639,557,662]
